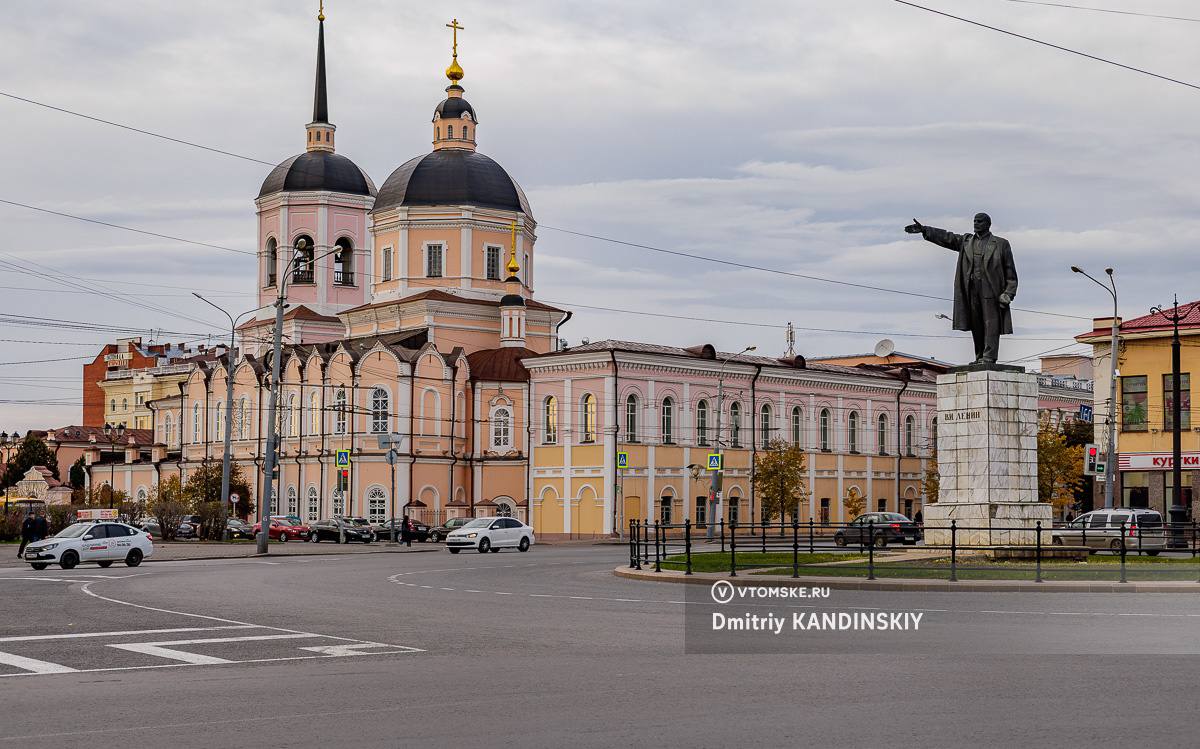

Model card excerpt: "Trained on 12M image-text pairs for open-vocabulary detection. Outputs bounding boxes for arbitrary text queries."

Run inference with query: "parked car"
[24,521,154,570]
[429,517,472,543]
[834,512,922,548]
[227,518,255,539]
[373,518,431,542]
[140,518,198,540]
[446,516,535,554]
[1052,508,1165,555]
[308,518,373,543]
[252,517,310,542]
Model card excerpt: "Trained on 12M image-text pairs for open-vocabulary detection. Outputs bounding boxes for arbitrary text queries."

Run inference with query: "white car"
[445,517,535,554]
[24,521,155,571]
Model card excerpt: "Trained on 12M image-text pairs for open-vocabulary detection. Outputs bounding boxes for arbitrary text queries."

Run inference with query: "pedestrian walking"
[400,514,412,547]
[17,512,37,558]
[34,512,48,542]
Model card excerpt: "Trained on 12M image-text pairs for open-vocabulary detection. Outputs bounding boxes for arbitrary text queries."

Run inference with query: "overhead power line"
[893,1,1200,93]
[0,94,1093,324]
[1001,0,1200,23]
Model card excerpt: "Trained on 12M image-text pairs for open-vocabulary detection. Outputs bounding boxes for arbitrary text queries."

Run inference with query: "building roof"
[340,289,563,316]
[434,95,477,122]
[237,305,344,330]
[808,351,953,368]
[258,151,377,199]
[371,150,532,216]
[1078,300,1200,340]
[466,347,538,382]
[532,340,936,382]
[30,466,62,488]
[45,425,155,445]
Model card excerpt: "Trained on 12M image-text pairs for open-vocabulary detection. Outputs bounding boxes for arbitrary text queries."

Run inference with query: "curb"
[612,566,1200,593]
[147,546,443,563]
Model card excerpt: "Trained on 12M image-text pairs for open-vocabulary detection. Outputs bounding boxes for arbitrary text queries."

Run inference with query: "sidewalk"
[0,540,441,568]
[614,565,1200,593]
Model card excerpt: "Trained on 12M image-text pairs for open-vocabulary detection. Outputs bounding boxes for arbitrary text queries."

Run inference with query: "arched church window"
[334,238,353,286]
[448,124,454,138]
[292,235,314,284]
[265,238,278,286]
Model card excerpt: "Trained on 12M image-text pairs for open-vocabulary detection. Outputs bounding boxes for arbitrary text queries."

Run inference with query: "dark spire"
[312,15,329,124]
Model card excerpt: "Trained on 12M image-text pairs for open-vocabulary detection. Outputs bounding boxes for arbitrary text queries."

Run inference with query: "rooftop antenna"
[784,322,795,357]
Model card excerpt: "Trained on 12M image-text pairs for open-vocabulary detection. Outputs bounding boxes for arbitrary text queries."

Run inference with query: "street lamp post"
[1,431,16,514]
[1071,266,1118,509]
[1150,296,1198,521]
[707,345,756,541]
[102,422,126,508]
[258,238,342,554]
[193,295,266,541]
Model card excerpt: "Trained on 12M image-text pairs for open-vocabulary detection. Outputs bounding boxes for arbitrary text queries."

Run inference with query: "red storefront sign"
[1118,452,1200,471]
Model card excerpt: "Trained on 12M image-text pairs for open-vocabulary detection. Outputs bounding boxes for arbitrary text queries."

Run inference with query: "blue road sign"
[617,452,629,469]
[1079,404,1094,422]
[335,449,351,468]
[707,453,722,471]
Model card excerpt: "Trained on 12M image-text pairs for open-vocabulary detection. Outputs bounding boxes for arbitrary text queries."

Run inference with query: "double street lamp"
[1071,266,1118,509]
[102,422,126,508]
[1,430,21,513]
[192,294,268,542]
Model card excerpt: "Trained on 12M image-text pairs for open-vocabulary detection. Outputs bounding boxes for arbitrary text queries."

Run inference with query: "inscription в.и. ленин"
[943,410,982,422]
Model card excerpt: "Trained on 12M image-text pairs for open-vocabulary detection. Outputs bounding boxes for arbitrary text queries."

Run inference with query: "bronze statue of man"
[905,213,1018,365]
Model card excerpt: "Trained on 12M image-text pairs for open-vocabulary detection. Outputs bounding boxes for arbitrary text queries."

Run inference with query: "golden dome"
[445,57,464,83]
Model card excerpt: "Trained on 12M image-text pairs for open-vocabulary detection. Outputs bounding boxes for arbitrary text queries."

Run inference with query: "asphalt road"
[3,545,1200,748]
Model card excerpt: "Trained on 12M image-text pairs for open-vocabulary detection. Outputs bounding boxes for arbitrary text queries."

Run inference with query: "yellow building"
[1077,304,1200,513]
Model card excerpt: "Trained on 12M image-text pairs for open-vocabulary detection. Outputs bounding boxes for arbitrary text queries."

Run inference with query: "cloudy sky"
[3,0,1199,432]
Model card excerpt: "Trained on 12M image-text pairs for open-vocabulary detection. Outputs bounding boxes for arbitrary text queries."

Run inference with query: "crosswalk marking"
[108,633,314,665]
[0,625,255,643]
[0,651,79,674]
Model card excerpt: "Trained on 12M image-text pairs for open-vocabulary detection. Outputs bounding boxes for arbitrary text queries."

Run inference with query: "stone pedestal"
[924,369,1052,546]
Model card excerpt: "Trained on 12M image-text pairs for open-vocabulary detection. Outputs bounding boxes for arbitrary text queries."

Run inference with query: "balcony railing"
[334,269,355,286]
[291,269,315,284]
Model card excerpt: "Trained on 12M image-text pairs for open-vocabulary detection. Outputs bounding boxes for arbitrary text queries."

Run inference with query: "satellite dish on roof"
[874,339,896,358]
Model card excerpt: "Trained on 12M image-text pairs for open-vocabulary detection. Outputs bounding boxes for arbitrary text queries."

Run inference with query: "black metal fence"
[628,518,1200,583]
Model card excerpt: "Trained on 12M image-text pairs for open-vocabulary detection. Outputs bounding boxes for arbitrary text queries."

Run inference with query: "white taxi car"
[24,521,155,571]
[446,516,535,554]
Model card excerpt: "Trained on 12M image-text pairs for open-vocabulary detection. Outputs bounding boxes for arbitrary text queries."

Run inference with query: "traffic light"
[337,468,350,493]
[1084,443,1099,476]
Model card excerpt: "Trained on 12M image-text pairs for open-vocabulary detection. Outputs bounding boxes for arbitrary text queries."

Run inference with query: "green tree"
[2,434,59,488]
[921,454,939,505]
[68,457,86,490]
[753,439,807,523]
[148,475,188,541]
[183,462,252,537]
[843,486,866,519]
[1059,417,1093,448]
[1038,421,1086,515]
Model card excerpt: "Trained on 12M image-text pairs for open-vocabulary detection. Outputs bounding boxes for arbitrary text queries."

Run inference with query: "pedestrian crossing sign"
[335,449,351,468]
[617,451,629,469]
[707,453,722,471]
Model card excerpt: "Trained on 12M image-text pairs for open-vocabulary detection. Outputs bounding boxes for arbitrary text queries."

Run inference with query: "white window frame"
[367,486,387,523]
[335,389,348,435]
[307,486,319,521]
[424,242,445,278]
[492,406,513,450]
[370,387,390,434]
[381,247,393,282]
[543,396,558,444]
[484,245,503,281]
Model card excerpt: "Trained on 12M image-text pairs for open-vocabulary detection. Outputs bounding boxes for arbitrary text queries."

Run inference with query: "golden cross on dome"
[507,221,521,276]
[447,18,464,57]
[318,0,325,22]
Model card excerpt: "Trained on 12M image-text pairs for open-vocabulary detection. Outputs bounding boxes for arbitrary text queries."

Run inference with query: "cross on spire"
[445,18,465,84]
[507,221,521,276]
[447,18,464,56]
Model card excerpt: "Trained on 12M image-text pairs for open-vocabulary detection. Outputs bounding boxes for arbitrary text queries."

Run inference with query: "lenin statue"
[905,213,1018,366]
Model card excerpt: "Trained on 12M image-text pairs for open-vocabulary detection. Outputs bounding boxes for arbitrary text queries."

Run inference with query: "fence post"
[1035,521,1043,583]
[720,518,726,553]
[654,521,662,573]
[761,519,766,554]
[1119,520,1127,584]
[729,521,738,577]
[792,516,799,579]
[1193,521,1199,584]
[684,518,693,576]
[950,520,958,582]
[629,519,637,569]
[808,519,815,554]
[1081,519,1087,549]
[867,520,876,580]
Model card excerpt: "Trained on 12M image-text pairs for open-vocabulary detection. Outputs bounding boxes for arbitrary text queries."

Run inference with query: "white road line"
[0,625,255,643]
[0,651,78,674]
[109,633,315,665]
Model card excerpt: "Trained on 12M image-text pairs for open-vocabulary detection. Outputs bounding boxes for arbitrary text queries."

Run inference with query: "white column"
[460,217,473,289]
[562,378,572,533]
[602,374,615,534]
